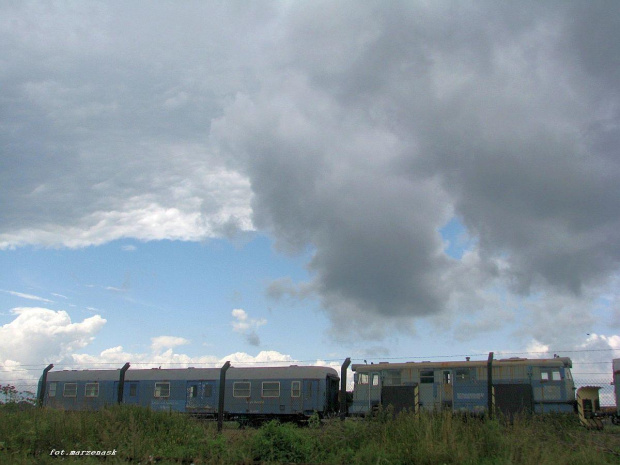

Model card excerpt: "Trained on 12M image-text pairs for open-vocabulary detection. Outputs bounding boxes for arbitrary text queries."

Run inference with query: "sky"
[1,1,619,399]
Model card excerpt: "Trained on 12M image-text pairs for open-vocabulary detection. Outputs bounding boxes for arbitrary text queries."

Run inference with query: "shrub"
[251,420,313,463]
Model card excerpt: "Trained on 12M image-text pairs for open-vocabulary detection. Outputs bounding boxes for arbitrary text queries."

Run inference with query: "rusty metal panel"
[494,384,533,416]
[381,385,418,415]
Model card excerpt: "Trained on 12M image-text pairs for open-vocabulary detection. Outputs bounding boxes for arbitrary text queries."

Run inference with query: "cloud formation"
[0,307,320,388]
[212,1,620,341]
[1,1,619,346]
[231,309,266,347]
[150,336,191,354]
[0,307,106,368]
[1,290,53,303]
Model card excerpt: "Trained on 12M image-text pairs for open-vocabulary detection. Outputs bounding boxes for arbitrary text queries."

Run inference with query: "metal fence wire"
[575,378,616,408]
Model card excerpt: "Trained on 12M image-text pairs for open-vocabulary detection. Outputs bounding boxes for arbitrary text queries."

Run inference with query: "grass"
[1,405,619,464]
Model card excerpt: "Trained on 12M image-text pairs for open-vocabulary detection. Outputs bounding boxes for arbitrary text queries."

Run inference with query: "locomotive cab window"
[48,382,57,397]
[154,382,170,398]
[371,373,379,386]
[233,381,251,398]
[85,383,99,398]
[540,370,561,382]
[63,383,77,397]
[383,370,401,386]
[189,385,198,398]
[420,370,434,384]
[358,373,369,385]
[262,381,280,398]
[455,369,471,381]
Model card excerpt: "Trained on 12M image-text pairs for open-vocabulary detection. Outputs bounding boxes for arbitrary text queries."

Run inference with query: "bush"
[251,420,313,463]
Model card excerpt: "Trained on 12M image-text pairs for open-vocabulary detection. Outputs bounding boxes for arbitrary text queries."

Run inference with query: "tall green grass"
[1,405,618,464]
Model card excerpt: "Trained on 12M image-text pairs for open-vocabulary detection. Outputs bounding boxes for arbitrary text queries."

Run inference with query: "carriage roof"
[351,357,572,372]
[45,365,339,382]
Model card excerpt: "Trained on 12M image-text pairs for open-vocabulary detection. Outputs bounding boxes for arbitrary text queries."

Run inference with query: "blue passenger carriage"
[44,369,119,411]
[350,356,576,416]
[39,364,340,422]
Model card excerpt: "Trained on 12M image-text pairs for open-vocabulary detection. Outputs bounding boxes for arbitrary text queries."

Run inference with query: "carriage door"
[186,381,216,411]
[419,370,435,411]
[291,380,302,413]
[112,381,139,405]
[124,381,140,405]
[303,379,320,412]
[441,370,454,410]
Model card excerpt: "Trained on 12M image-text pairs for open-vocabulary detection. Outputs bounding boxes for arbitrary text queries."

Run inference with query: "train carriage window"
[85,383,99,398]
[204,384,213,397]
[383,370,401,386]
[189,385,198,398]
[455,369,471,381]
[291,381,301,398]
[154,382,170,398]
[48,382,57,397]
[233,382,251,398]
[63,383,77,397]
[129,383,137,397]
[262,381,280,398]
[420,370,434,384]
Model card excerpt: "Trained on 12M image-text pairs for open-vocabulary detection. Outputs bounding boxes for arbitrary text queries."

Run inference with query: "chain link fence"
[575,377,616,408]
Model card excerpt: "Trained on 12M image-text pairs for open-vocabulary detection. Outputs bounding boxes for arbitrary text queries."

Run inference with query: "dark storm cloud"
[214,1,620,338]
[2,1,619,343]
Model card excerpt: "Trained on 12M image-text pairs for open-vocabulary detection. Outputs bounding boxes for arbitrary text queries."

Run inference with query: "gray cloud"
[0,2,257,247]
[2,1,619,345]
[213,1,620,341]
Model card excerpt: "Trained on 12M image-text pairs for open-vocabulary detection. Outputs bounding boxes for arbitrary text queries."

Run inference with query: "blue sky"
[1,227,484,362]
[1,1,619,398]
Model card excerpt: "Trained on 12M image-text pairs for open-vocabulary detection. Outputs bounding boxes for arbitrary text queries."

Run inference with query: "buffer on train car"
[576,386,604,430]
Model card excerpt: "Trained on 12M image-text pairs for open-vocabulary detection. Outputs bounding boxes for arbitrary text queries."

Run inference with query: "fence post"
[218,361,231,433]
[487,352,494,419]
[117,363,130,404]
[340,357,351,420]
[37,364,54,407]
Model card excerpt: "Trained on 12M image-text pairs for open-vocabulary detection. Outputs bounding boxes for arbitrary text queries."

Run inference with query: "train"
[38,363,340,424]
[350,355,576,416]
[36,353,615,427]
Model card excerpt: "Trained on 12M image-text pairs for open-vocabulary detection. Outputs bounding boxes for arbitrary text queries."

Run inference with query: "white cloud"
[2,290,53,303]
[150,336,191,353]
[231,308,267,346]
[525,340,551,356]
[0,307,106,385]
[0,183,254,249]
